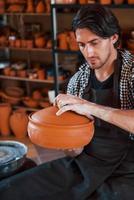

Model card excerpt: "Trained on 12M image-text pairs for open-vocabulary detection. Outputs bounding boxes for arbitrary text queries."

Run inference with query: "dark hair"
[72,4,121,48]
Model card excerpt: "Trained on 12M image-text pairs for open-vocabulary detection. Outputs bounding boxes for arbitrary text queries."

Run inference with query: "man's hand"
[54,93,94,120]
[64,147,84,157]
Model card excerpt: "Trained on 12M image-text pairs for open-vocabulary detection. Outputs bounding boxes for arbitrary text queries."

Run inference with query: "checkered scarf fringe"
[67,49,134,110]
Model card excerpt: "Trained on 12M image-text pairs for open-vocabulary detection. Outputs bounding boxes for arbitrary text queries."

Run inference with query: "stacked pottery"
[0,103,12,136]
[113,0,124,4]
[128,0,134,4]
[26,0,34,13]
[9,109,29,138]
[35,0,45,13]
[100,0,111,4]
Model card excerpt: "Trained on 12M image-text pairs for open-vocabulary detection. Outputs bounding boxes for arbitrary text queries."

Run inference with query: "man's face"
[75,28,116,70]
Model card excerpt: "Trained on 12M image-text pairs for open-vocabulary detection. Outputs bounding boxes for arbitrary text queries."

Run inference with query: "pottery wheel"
[0,146,18,164]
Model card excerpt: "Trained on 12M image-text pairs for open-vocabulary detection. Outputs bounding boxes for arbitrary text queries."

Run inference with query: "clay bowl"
[28,106,94,149]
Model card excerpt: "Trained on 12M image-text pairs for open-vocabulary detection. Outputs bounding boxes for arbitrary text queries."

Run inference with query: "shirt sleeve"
[131,61,134,105]
[67,71,81,96]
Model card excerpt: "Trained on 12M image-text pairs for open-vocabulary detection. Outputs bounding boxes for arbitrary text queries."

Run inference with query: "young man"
[0,4,134,200]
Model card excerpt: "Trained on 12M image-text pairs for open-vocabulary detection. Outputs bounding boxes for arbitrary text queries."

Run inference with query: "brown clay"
[36,0,45,13]
[34,35,46,48]
[79,0,87,3]
[58,32,68,50]
[26,0,34,13]
[28,106,94,149]
[9,109,28,138]
[0,103,12,136]
[26,40,33,48]
[113,0,124,4]
[100,0,111,4]
[128,0,134,4]
[37,69,45,79]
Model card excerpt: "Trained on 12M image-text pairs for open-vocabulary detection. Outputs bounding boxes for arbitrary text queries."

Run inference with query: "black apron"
[0,59,134,200]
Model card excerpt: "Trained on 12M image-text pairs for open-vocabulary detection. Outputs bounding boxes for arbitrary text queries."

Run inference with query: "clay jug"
[26,0,34,13]
[79,0,87,4]
[0,103,12,136]
[113,0,124,4]
[36,0,45,13]
[100,0,111,4]
[45,0,50,13]
[58,32,68,50]
[128,0,134,4]
[34,34,46,48]
[9,109,29,138]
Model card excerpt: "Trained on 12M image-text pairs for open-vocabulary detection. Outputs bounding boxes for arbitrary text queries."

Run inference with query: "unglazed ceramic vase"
[128,0,134,4]
[9,109,29,138]
[26,0,34,13]
[35,0,45,13]
[100,0,111,4]
[0,103,12,136]
[28,106,94,149]
[113,0,124,4]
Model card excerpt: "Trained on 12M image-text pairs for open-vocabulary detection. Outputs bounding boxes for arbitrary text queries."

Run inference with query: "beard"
[86,51,111,70]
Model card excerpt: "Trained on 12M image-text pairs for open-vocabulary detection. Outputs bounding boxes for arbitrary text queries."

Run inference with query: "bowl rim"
[28,114,94,128]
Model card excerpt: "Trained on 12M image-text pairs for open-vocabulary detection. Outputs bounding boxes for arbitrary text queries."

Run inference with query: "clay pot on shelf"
[58,32,68,50]
[113,0,124,4]
[45,0,50,13]
[128,0,134,4]
[0,103,12,136]
[34,34,46,48]
[28,106,94,149]
[55,0,76,3]
[9,69,17,77]
[79,0,87,4]
[32,90,43,101]
[21,39,27,48]
[26,0,34,13]
[4,86,24,98]
[35,0,45,13]
[0,0,5,14]
[17,69,27,78]
[3,66,11,76]
[15,39,21,48]
[9,109,29,138]
[67,31,79,51]
[37,69,45,80]
[0,91,21,105]
[99,0,112,4]
[23,97,39,108]
[26,40,34,48]
[46,39,52,49]
[0,35,8,47]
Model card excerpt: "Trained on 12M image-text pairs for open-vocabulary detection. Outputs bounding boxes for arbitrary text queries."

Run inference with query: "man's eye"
[78,43,85,49]
[91,41,99,45]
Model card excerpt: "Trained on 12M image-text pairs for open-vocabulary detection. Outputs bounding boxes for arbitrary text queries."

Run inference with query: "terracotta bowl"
[28,106,94,149]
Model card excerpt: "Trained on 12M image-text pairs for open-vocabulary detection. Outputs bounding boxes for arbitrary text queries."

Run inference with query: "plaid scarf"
[67,49,134,110]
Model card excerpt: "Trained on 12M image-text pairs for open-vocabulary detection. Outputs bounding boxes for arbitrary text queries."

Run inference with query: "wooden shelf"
[0,75,67,84]
[0,75,54,83]
[51,3,134,9]
[0,47,52,53]
[0,13,51,16]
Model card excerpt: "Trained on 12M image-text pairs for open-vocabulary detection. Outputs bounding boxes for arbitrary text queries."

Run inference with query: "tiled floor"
[0,136,66,165]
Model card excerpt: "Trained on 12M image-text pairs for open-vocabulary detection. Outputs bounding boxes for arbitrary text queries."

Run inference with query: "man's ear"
[111,34,119,45]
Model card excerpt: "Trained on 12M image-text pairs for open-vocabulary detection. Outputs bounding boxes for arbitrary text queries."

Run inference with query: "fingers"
[53,94,65,108]
[56,104,73,116]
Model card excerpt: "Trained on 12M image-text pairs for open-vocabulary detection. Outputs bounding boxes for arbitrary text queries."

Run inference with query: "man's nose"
[85,44,94,57]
